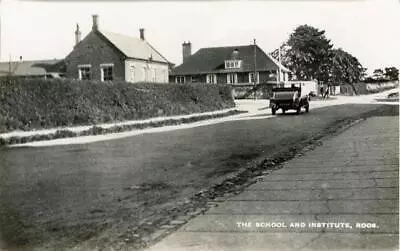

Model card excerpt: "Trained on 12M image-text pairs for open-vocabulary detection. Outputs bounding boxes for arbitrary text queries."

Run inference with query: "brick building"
[170,42,290,85]
[64,15,171,83]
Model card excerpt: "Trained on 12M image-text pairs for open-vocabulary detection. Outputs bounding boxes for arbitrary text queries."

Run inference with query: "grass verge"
[0,110,246,146]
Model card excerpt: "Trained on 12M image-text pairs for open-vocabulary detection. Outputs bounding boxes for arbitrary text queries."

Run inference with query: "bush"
[0,79,235,133]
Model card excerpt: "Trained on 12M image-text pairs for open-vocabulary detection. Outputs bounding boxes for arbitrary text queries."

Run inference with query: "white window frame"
[142,67,147,82]
[78,64,91,80]
[130,65,135,82]
[248,72,259,84]
[226,73,238,84]
[206,74,217,84]
[152,68,157,82]
[100,63,114,81]
[176,76,185,83]
[225,60,242,69]
[163,70,167,83]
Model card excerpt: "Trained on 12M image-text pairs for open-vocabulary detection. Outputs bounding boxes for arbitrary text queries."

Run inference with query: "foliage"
[329,48,366,94]
[0,79,235,133]
[270,25,366,89]
[284,25,333,81]
[373,69,385,80]
[271,25,397,89]
[384,67,399,81]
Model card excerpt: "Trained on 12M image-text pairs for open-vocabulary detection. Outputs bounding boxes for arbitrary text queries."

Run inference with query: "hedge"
[0,79,235,133]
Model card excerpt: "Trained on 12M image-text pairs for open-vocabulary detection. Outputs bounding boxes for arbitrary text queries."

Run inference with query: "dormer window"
[225,60,241,69]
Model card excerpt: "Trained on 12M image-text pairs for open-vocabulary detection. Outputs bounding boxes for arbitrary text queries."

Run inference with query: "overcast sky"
[1,0,399,74]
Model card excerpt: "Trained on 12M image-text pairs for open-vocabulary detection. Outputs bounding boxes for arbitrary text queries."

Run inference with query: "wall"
[340,81,399,95]
[232,83,277,99]
[259,70,277,83]
[125,59,169,83]
[65,31,126,81]
[217,73,227,84]
[285,81,318,96]
[170,70,279,85]
[366,81,398,90]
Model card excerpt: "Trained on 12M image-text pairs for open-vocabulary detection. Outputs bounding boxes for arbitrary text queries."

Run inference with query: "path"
[147,115,399,251]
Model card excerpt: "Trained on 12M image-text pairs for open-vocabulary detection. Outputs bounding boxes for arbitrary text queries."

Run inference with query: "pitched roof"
[267,53,291,72]
[0,59,64,77]
[100,31,169,64]
[171,45,291,75]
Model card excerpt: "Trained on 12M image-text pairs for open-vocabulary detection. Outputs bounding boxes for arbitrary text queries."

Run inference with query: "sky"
[0,0,399,75]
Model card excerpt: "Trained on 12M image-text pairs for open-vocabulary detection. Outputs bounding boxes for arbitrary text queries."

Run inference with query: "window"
[227,73,237,84]
[206,74,217,84]
[142,67,147,81]
[225,60,242,69]
[176,76,185,83]
[152,68,157,82]
[100,63,114,81]
[78,64,91,80]
[162,70,167,83]
[130,65,135,82]
[249,72,259,83]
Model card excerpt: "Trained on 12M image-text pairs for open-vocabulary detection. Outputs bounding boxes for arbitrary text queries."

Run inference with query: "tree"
[329,48,365,94]
[285,25,333,82]
[373,69,384,81]
[271,24,366,91]
[384,67,399,81]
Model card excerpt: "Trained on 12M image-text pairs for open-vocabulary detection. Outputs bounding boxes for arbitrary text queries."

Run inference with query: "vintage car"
[269,86,310,115]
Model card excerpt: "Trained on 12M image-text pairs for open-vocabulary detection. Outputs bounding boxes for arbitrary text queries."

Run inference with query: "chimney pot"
[140,28,145,40]
[92,14,99,30]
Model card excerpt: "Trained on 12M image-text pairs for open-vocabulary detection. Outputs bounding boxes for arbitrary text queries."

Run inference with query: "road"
[0,101,398,250]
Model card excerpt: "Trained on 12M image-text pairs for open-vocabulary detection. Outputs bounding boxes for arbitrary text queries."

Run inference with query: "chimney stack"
[92,14,99,31]
[140,28,145,40]
[231,48,240,60]
[75,24,81,47]
[182,41,192,63]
